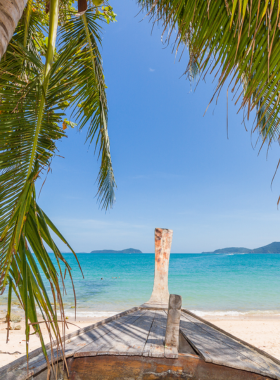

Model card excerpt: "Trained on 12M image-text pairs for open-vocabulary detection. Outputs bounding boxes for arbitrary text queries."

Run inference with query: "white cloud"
[149,68,155,72]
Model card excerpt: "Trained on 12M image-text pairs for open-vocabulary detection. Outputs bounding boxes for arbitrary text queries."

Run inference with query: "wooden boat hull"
[4,307,279,380]
[32,354,275,380]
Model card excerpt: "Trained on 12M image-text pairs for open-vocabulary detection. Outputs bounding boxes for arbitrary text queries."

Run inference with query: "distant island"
[203,242,280,254]
[90,248,142,254]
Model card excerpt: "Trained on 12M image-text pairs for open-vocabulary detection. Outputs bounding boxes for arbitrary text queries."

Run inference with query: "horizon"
[57,240,280,254]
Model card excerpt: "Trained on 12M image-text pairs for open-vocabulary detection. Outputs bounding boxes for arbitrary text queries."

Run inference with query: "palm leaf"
[0,6,115,279]
[0,1,116,368]
[138,0,280,147]
[58,9,116,209]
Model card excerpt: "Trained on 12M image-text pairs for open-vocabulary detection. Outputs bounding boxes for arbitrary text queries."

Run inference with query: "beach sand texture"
[0,312,279,368]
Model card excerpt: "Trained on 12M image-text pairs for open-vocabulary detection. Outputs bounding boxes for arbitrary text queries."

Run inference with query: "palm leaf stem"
[26,0,59,178]
[82,13,107,140]
[24,0,33,48]
[82,14,96,71]
[82,13,108,128]
[6,278,12,343]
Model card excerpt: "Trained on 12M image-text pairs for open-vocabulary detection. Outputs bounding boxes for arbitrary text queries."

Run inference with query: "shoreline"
[0,308,280,368]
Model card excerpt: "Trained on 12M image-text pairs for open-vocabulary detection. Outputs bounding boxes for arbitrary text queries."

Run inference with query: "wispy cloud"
[149,68,155,72]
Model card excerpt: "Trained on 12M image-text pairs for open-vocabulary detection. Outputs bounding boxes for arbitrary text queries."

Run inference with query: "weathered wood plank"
[182,308,280,367]
[160,309,178,359]
[124,310,156,355]
[165,294,182,351]
[180,312,280,380]
[1,307,140,380]
[74,309,148,356]
[164,345,178,359]
[143,310,166,358]
[5,310,145,379]
[182,312,280,375]
[75,310,156,357]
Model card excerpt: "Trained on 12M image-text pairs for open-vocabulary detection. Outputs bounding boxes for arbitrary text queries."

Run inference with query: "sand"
[0,310,280,368]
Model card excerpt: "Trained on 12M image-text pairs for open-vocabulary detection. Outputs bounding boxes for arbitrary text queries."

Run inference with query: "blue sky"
[38,0,280,253]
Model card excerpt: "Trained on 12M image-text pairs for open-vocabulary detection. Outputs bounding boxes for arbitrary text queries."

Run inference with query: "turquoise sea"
[49,253,280,317]
[1,253,280,317]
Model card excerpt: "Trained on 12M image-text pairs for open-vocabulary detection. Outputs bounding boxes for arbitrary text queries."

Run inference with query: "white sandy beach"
[0,310,280,368]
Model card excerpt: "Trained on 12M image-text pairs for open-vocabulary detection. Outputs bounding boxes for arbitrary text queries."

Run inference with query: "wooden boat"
[1,228,280,380]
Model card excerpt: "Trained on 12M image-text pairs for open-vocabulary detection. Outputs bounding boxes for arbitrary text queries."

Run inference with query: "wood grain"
[180,312,280,380]
[69,354,276,380]
[143,310,166,358]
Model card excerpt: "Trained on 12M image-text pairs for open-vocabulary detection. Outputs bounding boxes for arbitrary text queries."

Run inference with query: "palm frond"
[138,0,280,147]
[0,6,63,289]
[58,9,116,209]
[0,1,78,363]
[0,2,116,365]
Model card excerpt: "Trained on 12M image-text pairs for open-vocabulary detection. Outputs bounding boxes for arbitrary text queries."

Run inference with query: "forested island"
[203,242,280,254]
[90,248,142,254]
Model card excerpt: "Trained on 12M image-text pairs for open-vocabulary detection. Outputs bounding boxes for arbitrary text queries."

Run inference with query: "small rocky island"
[90,248,142,254]
[203,241,280,254]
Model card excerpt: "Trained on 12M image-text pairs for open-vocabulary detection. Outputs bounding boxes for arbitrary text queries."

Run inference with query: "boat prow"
[1,229,280,380]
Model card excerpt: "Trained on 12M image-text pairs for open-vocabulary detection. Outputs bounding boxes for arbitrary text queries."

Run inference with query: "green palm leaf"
[0,0,116,367]
[56,9,116,209]
[139,0,280,146]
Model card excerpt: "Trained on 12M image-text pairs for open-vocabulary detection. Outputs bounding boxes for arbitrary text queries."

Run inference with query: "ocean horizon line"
[52,252,280,255]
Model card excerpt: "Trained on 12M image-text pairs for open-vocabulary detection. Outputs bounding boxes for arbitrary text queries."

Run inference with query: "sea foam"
[64,310,118,318]
[190,310,280,317]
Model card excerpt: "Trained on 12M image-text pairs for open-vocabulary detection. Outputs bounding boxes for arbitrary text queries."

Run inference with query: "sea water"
[49,253,280,317]
[1,253,280,317]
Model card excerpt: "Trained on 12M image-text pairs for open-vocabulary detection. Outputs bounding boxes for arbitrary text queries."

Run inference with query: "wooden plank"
[164,346,178,359]
[1,307,140,380]
[143,310,166,358]
[182,312,280,375]
[74,309,148,356]
[163,294,181,359]
[159,309,178,359]
[123,310,156,355]
[180,312,280,380]
[7,310,146,379]
[75,309,156,357]
[165,294,182,351]
[182,308,280,366]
